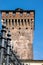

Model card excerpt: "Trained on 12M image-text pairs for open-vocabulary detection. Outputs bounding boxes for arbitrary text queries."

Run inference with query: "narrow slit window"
[28,19,30,25]
[24,19,26,25]
[12,19,14,26]
[9,19,11,26]
[18,19,20,25]
[6,19,7,26]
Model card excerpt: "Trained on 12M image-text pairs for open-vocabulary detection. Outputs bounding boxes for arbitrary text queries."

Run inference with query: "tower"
[1,8,35,60]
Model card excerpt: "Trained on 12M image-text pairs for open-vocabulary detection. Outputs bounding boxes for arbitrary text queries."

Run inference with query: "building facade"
[20,60,43,65]
[1,8,35,60]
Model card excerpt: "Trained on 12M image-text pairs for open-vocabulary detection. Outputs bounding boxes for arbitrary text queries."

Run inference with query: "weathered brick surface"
[2,8,34,60]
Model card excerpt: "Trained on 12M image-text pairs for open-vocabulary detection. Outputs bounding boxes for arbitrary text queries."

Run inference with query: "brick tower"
[1,8,35,60]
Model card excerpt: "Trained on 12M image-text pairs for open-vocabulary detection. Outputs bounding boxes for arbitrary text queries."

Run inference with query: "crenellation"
[2,12,6,16]
[27,13,30,17]
[6,19,8,26]
[2,11,34,19]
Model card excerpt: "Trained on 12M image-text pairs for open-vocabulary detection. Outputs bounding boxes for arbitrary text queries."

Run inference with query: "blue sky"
[0,0,43,60]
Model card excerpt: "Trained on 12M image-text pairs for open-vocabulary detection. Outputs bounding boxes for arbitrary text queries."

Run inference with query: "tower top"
[15,8,23,11]
[1,8,35,30]
[0,8,35,13]
[1,8,35,60]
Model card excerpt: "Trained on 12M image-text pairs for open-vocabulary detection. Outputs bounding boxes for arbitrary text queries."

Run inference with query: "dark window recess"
[18,19,20,25]
[31,28,32,29]
[3,19,4,21]
[19,27,21,30]
[15,19,17,25]
[31,19,33,21]
[26,27,28,29]
[21,19,23,25]
[28,19,30,25]
[24,19,26,25]
[12,19,14,26]
[6,28,8,29]
[12,27,14,29]
[6,19,7,25]
[9,19,11,26]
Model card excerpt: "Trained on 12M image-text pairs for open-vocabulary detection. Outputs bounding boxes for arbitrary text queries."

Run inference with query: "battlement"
[1,8,35,30]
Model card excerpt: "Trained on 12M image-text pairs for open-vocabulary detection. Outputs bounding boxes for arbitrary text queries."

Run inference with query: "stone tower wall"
[1,9,35,60]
